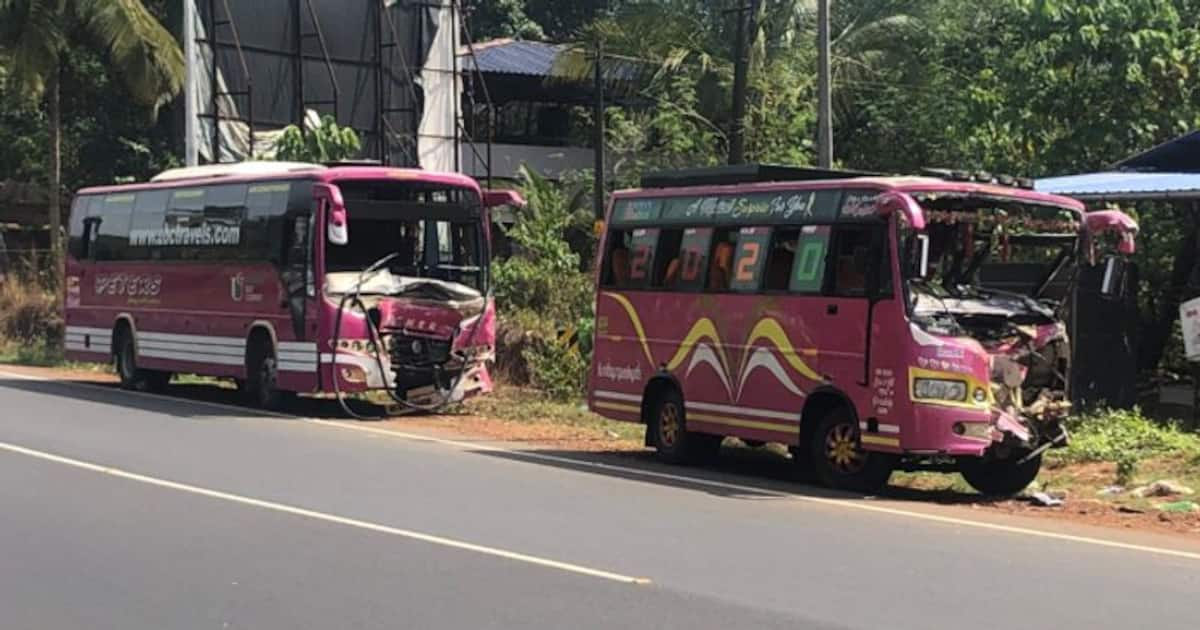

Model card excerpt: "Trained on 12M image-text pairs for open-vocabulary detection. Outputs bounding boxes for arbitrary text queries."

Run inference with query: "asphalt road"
[1,373,1198,630]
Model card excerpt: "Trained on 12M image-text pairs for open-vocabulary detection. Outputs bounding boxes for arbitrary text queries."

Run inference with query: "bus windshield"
[324,181,486,299]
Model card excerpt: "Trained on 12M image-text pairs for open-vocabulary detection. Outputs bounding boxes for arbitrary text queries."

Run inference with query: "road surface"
[1,371,1197,630]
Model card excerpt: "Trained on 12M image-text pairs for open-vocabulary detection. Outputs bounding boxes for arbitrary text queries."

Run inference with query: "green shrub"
[492,165,596,398]
[1055,407,1200,478]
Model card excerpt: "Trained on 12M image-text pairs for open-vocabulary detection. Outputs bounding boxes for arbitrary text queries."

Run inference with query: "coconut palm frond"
[76,0,184,113]
[3,0,67,100]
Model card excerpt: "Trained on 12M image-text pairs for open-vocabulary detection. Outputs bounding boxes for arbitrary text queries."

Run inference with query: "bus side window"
[707,229,738,290]
[626,228,659,287]
[602,230,632,287]
[764,229,799,291]
[652,229,684,289]
[67,196,94,260]
[830,225,888,297]
[676,227,713,291]
[730,227,771,293]
[790,225,831,294]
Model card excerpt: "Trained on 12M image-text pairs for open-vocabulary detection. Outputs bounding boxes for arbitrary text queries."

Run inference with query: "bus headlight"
[914,378,968,402]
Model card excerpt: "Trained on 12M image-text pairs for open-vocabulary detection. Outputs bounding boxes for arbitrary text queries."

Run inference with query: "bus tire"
[246,341,294,411]
[960,452,1042,496]
[113,328,170,392]
[809,407,894,493]
[648,387,720,465]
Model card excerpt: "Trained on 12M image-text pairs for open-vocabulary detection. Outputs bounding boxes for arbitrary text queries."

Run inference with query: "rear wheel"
[113,330,170,392]
[649,388,720,465]
[809,408,894,493]
[960,451,1042,496]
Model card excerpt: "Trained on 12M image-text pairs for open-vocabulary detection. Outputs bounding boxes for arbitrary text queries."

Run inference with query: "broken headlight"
[914,378,968,402]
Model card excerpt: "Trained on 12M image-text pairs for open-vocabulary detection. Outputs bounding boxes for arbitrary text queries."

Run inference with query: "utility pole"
[816,0,833,168]
[593,39,606,221]
[729,0,759,165]
[183,0,198,166]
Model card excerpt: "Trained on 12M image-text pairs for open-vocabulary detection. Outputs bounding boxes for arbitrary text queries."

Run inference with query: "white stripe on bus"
[138,348,244,366]
[860,421,901,435]
[592,390,642,402]
[139,331,245,348]
[685,401,798,423]
[139,340,244,357]
[65,326,111,336]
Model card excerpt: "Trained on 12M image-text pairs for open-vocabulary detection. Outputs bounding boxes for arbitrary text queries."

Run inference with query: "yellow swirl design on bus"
[664,317,731,378]
[738,318,822,383]
[601,292,822,401]
[601,292,655,365]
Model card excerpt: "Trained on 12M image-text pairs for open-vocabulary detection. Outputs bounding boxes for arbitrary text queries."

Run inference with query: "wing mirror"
[316,183,348,246]
[1100,255,1127,299]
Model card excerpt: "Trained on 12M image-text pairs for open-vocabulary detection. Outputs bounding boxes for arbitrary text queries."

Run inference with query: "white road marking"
[4,369,1200,564]
[0,438,650,586]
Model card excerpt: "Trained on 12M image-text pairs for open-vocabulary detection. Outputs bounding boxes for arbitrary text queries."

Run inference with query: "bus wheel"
[649,388,720,465]
[114,330,170,392]
[249,351,290,411]
[809,408,894,493]
[960,451,1042,496]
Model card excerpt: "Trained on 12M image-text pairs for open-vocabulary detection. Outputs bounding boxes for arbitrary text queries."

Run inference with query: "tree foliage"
[273,115,362,164]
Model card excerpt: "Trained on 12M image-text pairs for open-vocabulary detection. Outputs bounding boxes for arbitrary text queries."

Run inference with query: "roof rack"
[920,167,1035,190]
[639,163,879,189]
[151,161,326,183]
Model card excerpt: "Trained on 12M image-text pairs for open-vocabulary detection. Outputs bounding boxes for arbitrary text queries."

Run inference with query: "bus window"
[707,229,738,290]
[790,225,831,294]
[627,228,660,287]
[676,227,713,291]
[830,225,890,297]
[764,229,799,291]
[94,194,134,261]
[602,230,632,287]
[730,227,771,293]
[652,229,684,289]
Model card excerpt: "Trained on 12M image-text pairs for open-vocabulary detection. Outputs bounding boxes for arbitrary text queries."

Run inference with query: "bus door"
[819,223,892,392]
[274,187,320,391]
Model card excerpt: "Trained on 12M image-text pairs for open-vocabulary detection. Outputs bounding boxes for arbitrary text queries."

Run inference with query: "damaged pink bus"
[64,162,519,414]
[588,165,1137,494]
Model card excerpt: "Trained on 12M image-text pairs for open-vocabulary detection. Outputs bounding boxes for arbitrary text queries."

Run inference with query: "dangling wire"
[330,252,493,419]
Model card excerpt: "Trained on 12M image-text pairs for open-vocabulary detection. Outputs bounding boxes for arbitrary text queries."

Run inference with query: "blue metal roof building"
[1036,131,1200,201]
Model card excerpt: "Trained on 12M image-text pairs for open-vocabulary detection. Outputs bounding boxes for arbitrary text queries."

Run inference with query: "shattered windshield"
[901,193,1081,306]
[325,181,486,296]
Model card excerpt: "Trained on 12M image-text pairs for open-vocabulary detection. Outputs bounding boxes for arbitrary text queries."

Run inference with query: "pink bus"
[588,166,1137,494]
[65,162,519,413]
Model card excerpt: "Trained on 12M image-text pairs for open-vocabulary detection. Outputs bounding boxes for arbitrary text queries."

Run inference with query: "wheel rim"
[824,422,866,474]
[659,402,681,448]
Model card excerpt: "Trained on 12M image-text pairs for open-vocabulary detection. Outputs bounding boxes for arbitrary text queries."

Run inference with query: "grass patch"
[462,384,644,443]
[1051,407,1200,485]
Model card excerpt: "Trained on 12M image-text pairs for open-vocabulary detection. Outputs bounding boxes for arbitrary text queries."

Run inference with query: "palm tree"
[0,0,184,278]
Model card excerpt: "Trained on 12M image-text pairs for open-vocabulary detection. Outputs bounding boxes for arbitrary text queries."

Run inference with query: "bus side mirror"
[1100,255,1126,298]
[482,190,526,209]
[328,205,348,246]
[316,183,348,246]
[914,233,930,279]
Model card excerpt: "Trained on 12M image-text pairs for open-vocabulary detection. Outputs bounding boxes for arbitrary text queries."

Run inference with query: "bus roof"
[77,164,482,196]
[615,175,1086,213]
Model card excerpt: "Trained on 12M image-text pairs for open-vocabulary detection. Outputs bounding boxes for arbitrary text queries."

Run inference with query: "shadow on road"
[1,375,994,508]
[0,377,391,421]
[472,442,996,506]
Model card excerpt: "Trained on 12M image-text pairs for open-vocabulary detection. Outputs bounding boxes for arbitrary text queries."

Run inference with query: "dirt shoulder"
[3,362,1198,539]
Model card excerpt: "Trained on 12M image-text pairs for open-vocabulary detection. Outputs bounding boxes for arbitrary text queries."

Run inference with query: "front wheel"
[247,351,294,411]
[809,408,895,493]
[960,451,1042,496]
